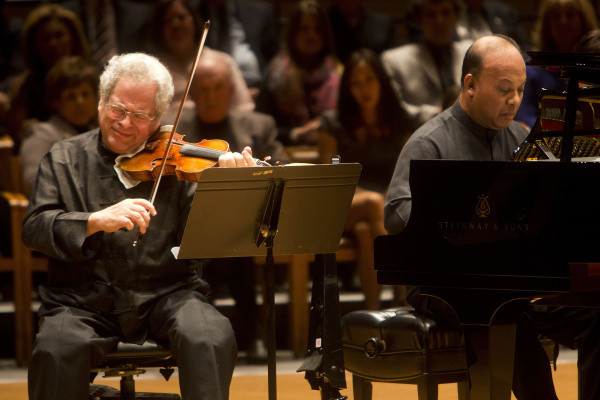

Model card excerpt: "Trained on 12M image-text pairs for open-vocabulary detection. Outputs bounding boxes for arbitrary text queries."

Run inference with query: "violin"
[119,125,270,183]
[120,125,229,183]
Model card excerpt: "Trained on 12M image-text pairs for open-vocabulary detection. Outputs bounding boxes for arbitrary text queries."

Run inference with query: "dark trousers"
[28,289,237,400]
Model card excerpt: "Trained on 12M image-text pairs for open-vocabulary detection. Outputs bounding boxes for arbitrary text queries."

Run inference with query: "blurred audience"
[169,53,289,363]
[382,0,471,130]
[3,3,89,147]
[149,0,254,117]
[67,0,117,67]
[327,0,397,64]
[0,0,25,89]
[318,49,411,309]
[515,0,598,129]
[256,0,342,145]
[455,0,532,51]
[19,56,98,195]
[174,52,288,164]
[533,0,597,53]
[0,5,18,138]
[200,0,279,89]
[61,0,156,67]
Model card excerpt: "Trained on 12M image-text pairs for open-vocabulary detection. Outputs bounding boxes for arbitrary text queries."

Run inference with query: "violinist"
[23,53,254,400]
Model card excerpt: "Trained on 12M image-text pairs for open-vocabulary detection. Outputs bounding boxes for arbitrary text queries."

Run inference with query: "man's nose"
[507,90,519,105]
[119,113,134,127]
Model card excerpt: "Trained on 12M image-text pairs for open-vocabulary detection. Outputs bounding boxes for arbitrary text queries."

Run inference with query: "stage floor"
[0,348,580,400]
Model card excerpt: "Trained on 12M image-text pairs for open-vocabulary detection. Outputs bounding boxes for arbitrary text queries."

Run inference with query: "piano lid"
[527,52,600,86]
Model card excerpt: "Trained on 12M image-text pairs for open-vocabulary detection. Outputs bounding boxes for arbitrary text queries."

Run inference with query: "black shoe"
[246,337,268,364]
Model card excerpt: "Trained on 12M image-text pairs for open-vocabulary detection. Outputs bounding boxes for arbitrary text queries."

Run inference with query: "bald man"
[171,53,289,165]
[383,35,564,399]
[385,34,527,233]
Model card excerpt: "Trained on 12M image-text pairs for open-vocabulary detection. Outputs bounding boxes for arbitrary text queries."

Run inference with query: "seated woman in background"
[256,0,341,145]
[318,49,412,310]
[5,4,89,147]
[19,56,98,194]
[515,0,598,129]
[148,0,254,119]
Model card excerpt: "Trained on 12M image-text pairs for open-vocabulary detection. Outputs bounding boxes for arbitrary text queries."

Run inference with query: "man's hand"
[86,199,157,237]
[218,146,258,168]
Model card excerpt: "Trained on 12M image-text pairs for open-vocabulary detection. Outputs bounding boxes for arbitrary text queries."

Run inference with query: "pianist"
[384,34,527,233]
[383,35,560,399]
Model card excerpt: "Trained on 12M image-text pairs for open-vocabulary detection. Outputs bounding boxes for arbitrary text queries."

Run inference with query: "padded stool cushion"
[341,307,467,381]
[95,340,176,369]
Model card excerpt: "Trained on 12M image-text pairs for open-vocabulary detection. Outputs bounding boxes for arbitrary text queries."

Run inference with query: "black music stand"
[173,163,361,400]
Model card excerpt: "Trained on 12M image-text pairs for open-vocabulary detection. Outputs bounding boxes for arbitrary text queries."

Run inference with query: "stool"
[90,340,180,400]
[341,307,469,400]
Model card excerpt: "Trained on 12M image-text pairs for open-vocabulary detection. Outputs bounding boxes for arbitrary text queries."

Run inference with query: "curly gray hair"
[99,53,174,117]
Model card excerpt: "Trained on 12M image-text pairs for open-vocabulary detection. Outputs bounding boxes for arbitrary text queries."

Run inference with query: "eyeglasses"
[104,103,157,123]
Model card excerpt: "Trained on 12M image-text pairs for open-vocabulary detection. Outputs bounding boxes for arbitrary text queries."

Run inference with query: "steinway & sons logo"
[475,194,490,218]
[438,193,529,233]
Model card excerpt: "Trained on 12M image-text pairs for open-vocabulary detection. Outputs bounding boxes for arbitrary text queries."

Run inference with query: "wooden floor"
[0,361,580,400]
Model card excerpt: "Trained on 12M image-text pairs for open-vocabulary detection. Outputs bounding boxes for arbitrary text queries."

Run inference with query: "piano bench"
[341,307,469,400]
[89,340,181,400]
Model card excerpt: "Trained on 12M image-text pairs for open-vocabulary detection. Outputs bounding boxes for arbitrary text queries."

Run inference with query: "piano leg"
[465,322,517,400]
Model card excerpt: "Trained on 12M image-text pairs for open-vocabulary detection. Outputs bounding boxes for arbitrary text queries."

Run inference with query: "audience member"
[20,56,98,195]
[174,53,288,163]
[61,0,156,66]
[318,49,411,309]
[4,4,89,147]
[382,0,472,130]
[533,0,597,53]
[515,0,598,129]
[199,0,279,88]
[149,0,254,117]
[256,0,341,145]
[327,0,397,64]
[168,52,288,363]
[455,0,532,51]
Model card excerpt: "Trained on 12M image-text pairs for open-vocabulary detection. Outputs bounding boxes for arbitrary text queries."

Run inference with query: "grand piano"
[375,53,600,400]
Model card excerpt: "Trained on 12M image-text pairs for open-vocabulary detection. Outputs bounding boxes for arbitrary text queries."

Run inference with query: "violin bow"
[149,20,210,205]
[133,21,210,247]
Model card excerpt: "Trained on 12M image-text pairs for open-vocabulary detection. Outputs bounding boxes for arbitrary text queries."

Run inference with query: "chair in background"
[0,134,31,366]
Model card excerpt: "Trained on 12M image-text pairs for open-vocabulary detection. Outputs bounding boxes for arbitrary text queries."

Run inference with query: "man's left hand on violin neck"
[218,146,259,168]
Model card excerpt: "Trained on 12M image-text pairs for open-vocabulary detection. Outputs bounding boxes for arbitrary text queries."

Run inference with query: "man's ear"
[464,74,476,95]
